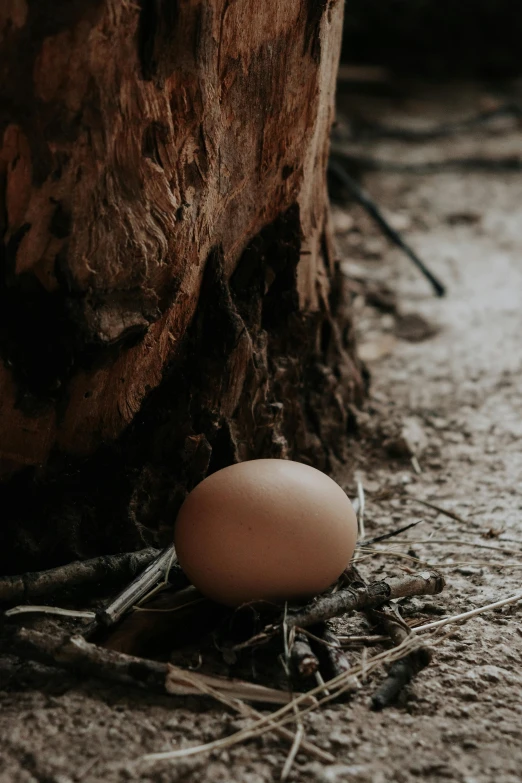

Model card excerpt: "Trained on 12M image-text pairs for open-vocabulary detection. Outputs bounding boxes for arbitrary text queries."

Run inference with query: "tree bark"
[0,0,364,572]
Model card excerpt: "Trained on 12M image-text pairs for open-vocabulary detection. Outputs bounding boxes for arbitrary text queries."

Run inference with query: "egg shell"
[174,459,357,607]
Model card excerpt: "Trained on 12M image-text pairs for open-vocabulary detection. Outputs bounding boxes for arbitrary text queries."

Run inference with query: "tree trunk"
[0,0,364,573]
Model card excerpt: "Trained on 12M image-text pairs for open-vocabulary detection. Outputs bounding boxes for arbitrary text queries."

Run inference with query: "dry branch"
[97,545,186,627]
[235,571,445,649]
[0,548,161,605]
[319,626,352,679]
[290,632,320,678]
[3,626,166,690]
[2,626,299,705]
[370,604,432,710]
[328,157,446,297]
[346,564,433,709]
[286,571,444,629]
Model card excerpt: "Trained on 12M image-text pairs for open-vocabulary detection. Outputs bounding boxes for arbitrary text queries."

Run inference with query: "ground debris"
[235,571,445,649]
[394,312,439,343]
[0,548,161,605]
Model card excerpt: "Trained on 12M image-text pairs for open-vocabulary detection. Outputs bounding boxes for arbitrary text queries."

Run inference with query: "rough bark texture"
[0,0,364,572]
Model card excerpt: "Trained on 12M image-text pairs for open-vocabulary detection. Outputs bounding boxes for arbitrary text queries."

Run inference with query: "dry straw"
[141,589,522,764]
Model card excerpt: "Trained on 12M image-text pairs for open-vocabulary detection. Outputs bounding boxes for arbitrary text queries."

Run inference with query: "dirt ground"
[2,83,522,783]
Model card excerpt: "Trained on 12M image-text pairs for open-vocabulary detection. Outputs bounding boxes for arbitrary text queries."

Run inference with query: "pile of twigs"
[2,502,521,774]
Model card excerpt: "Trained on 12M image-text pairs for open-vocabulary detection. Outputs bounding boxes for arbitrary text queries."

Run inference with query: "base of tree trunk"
[0,1,366,573]
[0,206,365,574]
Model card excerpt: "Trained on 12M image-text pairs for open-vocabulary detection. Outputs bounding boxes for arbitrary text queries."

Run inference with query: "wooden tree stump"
[0,0,364,572]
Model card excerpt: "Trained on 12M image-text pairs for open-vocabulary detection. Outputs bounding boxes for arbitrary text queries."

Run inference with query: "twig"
[135,546,179,607]
[294,626,347,650]
[1,625,333,764]
[412,591,522,634]
[356,548,522,570]
[0,548,161,605]
[234,571,445,649]
[165,664,308,705]
[282,610,307,778]
[3,626,167,689]
[1,626,305,705]
[374,538,522,555]
[328,157,445,296]
[337,634,389,645]
[314,670,329,696]
[360,519,426,546]
[97,545,185,627]
[406,498,468,524]
[319,626,352,679]
[370,603,431,710]
[411,456,422,475]
[431,561,522,569]
[287,571,445,629]
[280,724,304,781]
[355,549,424,565]
[4,606,95,620]
[345,564,433,710]
[290,632,320,678]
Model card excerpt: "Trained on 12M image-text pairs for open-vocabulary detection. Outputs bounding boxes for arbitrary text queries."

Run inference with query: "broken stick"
[347,565,433,710]
[290,631,320,678]
[370,604,432,710]
[319,626,352,679]
[235,570,445,649]
[0,548,161,605]
[286,571,444,630]
[328,157,446,297]
[96,544,187,627]
[3,626,293,705]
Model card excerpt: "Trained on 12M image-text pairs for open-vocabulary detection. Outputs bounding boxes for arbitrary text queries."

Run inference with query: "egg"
[174,459,357,607]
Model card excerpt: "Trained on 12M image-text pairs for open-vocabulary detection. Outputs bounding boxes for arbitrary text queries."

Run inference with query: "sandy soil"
[1,83,522,783]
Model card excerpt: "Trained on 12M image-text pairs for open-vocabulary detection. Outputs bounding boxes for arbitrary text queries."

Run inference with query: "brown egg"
[174,459,357,607]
